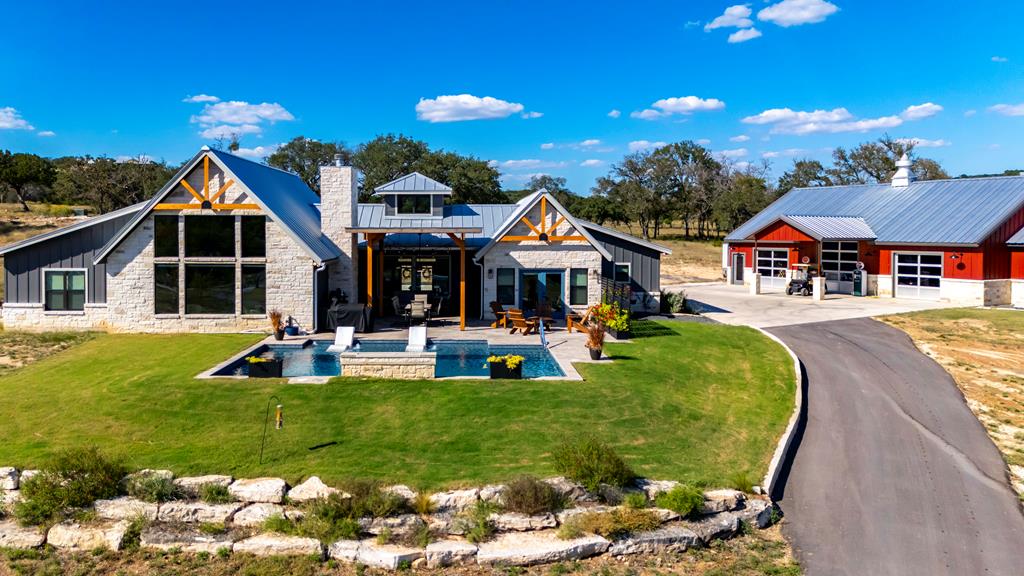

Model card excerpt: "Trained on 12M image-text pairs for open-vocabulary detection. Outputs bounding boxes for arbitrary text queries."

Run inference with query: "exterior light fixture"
[275,404,284,430]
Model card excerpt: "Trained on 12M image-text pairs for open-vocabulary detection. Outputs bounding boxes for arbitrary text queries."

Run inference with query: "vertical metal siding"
[589,229,662,293]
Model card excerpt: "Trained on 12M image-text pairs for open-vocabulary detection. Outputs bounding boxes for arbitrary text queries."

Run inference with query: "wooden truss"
[155,156,258,211]
[499,196,585,243]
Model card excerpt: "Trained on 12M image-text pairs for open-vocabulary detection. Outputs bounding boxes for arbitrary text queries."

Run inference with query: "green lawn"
[0,321,794,490]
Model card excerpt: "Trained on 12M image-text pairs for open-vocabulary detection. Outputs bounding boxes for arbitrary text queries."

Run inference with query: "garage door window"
[822,241,858,293]
[895,253,942,299]
[757,249,789,289]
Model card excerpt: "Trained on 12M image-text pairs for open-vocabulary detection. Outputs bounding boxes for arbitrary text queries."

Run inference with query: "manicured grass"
[0,321,794,489]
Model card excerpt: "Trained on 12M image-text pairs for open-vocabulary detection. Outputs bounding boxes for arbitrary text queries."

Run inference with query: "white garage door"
[757,249,789,290]
[895,253,942,300]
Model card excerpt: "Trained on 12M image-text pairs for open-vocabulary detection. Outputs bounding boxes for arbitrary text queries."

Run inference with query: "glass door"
[519,270,565,318]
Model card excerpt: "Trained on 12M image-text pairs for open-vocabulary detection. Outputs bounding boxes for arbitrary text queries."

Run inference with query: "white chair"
[326,326,355,353]
[406,325,427,352]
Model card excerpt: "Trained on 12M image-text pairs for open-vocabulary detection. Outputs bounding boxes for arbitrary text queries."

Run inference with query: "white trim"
[892,250,944,300]
[0,202,146,256]
[577,220,672,254]
[755,248,789,290]
[41,267,89,310]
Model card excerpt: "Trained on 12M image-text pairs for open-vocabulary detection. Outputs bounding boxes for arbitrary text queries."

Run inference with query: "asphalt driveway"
[770,318,1024,576]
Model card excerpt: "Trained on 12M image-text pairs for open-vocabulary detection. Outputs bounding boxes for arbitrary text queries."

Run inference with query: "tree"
[599,152,662,240]
[520,174,581,210]
[50,156,176,212]
[777,159,833,194]
[714,168,773,232]
[351,134,430,199]
[0,151,56,211]
[266,136,352,194]
[827,135,947,185]
[650,141,724,238]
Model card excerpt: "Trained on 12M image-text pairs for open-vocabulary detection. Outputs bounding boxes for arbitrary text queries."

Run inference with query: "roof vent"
[891,153,916,188]
[333,153,344,167]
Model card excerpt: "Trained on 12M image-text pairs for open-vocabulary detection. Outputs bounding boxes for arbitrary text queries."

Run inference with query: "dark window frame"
[154,264,179,314]
[240,216,266,258]
[241,264,267,315]
[154,216,179,258]
[184,215,235,258]
[614,262,631,283]
[569,267,588,306]
[184,264,235,315]
[496,268,516,305]
[43,269,86,311]
[396,194,433,215]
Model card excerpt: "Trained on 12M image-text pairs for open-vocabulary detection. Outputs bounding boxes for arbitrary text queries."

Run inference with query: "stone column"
[319,165,360,300]
[812,276,825,301]
[749,273,761,295]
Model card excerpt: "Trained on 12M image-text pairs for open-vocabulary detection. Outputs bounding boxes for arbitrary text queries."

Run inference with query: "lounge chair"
[507,310,537,335]
[489,301,508,328]
[567,306,593,333]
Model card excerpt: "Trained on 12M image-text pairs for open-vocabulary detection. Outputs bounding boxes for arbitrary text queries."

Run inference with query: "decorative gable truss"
[500,196,588,243]
[155,155,259,212]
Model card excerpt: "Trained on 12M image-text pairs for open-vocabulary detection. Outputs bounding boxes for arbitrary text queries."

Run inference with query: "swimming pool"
[213,339,565,379]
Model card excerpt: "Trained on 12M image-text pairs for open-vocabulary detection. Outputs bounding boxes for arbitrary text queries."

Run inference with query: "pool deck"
[198,317,621,382]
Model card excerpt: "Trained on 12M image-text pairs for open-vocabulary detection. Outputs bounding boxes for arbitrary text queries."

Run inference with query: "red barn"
[724,156,1024,306]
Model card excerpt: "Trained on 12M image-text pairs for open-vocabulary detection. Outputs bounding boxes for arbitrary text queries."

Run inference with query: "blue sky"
[2,0,1023,193]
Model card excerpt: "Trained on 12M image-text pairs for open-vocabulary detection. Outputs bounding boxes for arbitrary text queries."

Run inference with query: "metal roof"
[358,204,517,248]
[1008,225,1024,246]
[373,172,452,195]
[95,149,341,264]
[577,220,673,254]
[767,215,876,241]
[725,176,1024,246]
[0,202,146,256]
[354,203,484,233]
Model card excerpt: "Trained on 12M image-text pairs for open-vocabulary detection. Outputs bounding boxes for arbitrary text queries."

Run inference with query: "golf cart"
[787,263,823,297]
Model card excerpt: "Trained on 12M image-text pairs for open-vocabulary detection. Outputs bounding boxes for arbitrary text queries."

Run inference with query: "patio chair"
[507,310,537,336]
[489,301,508,328]
[408,301,427,326]
[430,296,446,327]
[567,306,594,333]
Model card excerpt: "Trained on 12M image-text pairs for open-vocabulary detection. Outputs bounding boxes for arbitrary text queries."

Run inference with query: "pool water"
[214,339,564,379]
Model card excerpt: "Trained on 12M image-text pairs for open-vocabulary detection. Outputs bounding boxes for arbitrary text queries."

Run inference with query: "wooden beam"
[499,235,539,242]
[209,179,235,203]
[203,156,210,199]
[155,202,260,211]
[446,232,465,247]
[180,180,204,203]
[367,236,374,309]
[550,215,566,234]
[212,203,260,210]
[154,203,196,210]
[459,233,466,331]
[548,235,587,241]
[520,216,542,236]
[540,196,547,234]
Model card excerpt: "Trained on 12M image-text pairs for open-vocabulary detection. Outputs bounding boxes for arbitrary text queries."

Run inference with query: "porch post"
[460,233,466,331]
[366,234,376,310]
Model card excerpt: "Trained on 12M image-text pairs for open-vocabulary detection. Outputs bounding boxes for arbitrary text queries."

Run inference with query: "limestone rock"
[328,539,361,562]
[650,508,681,523]
[355,539,425,569]
[233,534,324,557]
[0,467,18,490]
[476,530,610,566]
[479,484,505,504]
[427,512,462,535]
[425,540,477,567]
[229,478,288,504]
[688,512,741,543]
[735,498,775,529]
[360,513,425,536]
[489,512,558,532]
[543,477,591,503]
[555,506,612,525]
[608,525,700,556]
[701,489,746,514]
[18,470,39,483]
[95,497,158,521]
[47,520,130,551]
[141,524,234,554]
[157,501,242,524]
[0,520,45,549]
[287,476,340,503]
[1,489,22,511]
[233,503,286,527]
[173,475,234,497]
[383,484,417,503]
[632,479,679,501]
[429,488,479,513]
[125,469,174,485]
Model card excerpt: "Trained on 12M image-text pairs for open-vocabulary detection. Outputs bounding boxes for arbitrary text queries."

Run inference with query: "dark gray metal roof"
[373,172,452,195]
[0,202,145,256]
[357,204,515,248]
[576,220,673,254]
[1008,226,1024,246]
[726,176,1024,246]
[354,203,486,233]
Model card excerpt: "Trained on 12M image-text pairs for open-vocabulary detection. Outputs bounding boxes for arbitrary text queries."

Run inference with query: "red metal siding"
[754,221,815,243]
[859,241,880,274]
[877,246,984,280]
[1011,250,1024,279]
[980,202,1024,279]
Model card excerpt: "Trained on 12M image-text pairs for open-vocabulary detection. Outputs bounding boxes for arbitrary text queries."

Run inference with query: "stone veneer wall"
[338,353,436,379]
[1011,280,1024,308]
[319,166,359,301]
[0,302,111,332]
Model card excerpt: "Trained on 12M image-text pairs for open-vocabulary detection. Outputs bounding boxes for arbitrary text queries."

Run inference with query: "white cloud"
[233,144,281,159]
[191,101,294,125]
[199,124,263,139]
[631,95,725,120]
[720,148,749,159]
[580,159,604,167]
[580,139,602,147]
[705,5,753,31]
[37,130,56,137]
[183,94,220,103]
[896,137,951,148]
[988,103,1024,116]
[540,142,555,150]
[757,0,838,27]
[685,20,702,29]
[742,106,912,134]
[521,111,543,119]
[729,28,763,43]
[696,138,712,145]
[628,140,668,152]
[0,107,34,130]
[762,148,807,158]
[415,94,525,122]
[607,109,621,118]
[900,102,942,120]
[730,134,750,142]
[502,172,552,183]
[992,56,1009,63]
[964,109,977,117]
[497,159,568,170]
[734,161,752,171]
[115,154,154,164]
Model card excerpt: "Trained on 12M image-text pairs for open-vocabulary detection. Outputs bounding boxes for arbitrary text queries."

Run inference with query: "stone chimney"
[891,153,916,188]
[319,162,360,299]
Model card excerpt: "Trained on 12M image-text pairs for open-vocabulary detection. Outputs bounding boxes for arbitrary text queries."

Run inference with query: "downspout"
[478,255,486,320]
[313,262,327,333]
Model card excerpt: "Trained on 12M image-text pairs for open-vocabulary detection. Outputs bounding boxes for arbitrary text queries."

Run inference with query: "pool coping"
[195,336,588,383]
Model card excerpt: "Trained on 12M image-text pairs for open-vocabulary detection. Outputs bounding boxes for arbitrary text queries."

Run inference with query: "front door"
[732,253,745,285]
[519,270,565,318]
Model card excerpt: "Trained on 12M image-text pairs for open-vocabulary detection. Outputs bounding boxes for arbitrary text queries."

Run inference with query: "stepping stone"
[476,530,609,566]
[234,533,324,557]
[0,520,45,549]
[608,525,700,556]
[425,540,477,568]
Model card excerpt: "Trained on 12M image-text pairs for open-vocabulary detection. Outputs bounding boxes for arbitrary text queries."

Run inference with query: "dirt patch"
[0,330,94,374]
[656,239,725,285]
[881,309,1024,496]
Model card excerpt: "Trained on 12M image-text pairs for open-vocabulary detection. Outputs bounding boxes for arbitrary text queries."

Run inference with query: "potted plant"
[269,310,285,341]
[284,317,300,337]
[247,355,283,378]
[585,323,605,360]
[604,302,632,340]
[486,354,524,379]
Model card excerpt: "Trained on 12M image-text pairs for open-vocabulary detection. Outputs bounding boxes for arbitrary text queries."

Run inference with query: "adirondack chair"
[489,301,508,328]
[567,305,594,333]
[507,310,537,336]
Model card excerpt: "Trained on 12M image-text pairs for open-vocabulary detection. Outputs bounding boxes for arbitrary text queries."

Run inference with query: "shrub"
[622,492,649,510]
[337,479,409,518]
[199,483,233,504]
[216,546,231,559]
[198,522,226,535]
[552,438,636,492]
[729,471,754,493]
[660,290,691,314]
[501,475,563,515]
[262,514,296,535]
[457,501,498,544]
[376,527,393,545]
[654,485,704,518]
[15,447,127,526]
[126,474,178,503]
[412,491,434,516]
[558,508,660,540]
[121,514,148,551]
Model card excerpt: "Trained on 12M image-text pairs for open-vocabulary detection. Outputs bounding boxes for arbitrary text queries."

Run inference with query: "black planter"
[248,359,283,378]
[605,327,631,340]
[588,347,602,360]
[489,362,523,379]
[273,330,285,341]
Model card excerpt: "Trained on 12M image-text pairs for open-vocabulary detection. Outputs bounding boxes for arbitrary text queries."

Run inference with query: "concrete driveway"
[769,318,1024,575]
[673,282,956,328]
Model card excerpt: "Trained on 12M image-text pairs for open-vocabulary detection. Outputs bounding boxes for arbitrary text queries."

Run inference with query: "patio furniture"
[489,301,508,328]
[327,303,372,333]
[408,301,427,326]
[326,326,355,353]
[430,296,446,327]
[507,310,537,335]
[528,315,554,331]
[406,325,428,352]
[567,306,593,333]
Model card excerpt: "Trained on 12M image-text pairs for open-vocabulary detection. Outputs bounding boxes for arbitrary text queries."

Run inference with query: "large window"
[241,216,266,258]
[496,268,516,305]
[154,264,179,314]
[184,216,235,257]
[569,268,588,305]
[154,216,179,257]
[241,265,266,314]
[185,265,234,314]
[397,194,432,215]
[44,270,85,311]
